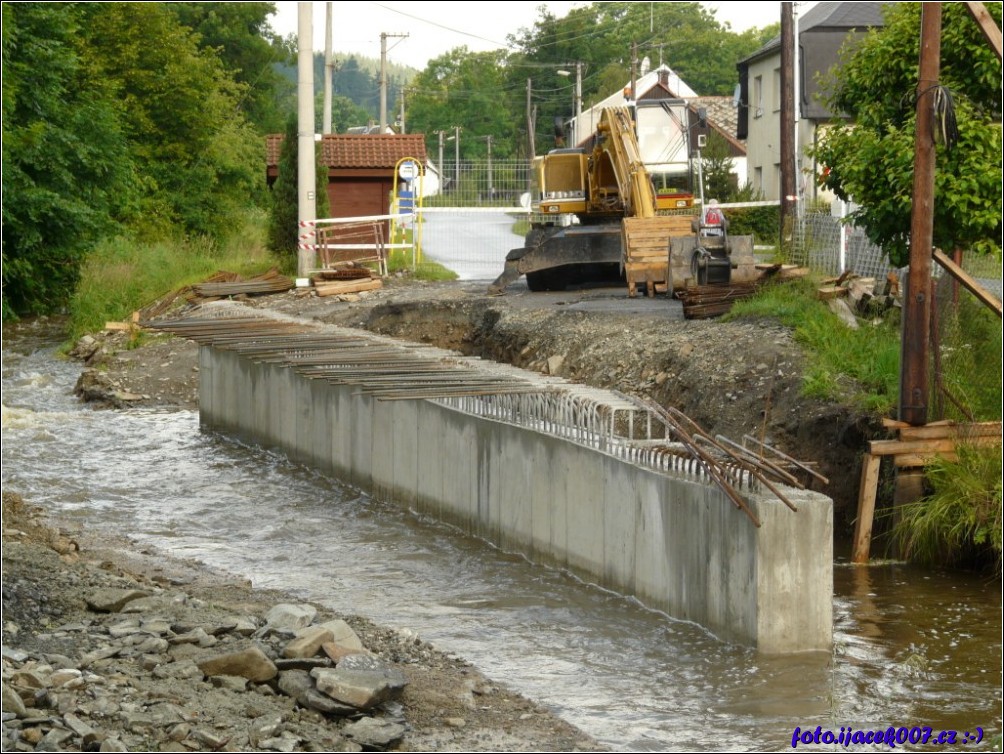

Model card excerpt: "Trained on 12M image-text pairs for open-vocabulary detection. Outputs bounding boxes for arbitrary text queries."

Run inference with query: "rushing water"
[2,320,1001,752]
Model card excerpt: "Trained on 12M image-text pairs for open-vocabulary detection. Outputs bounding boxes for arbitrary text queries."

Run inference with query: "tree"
[810,2,1002,267]
[699,130,738,202]
[407,48,521,159]
[166,2,295,134]
[79,3,263,239]
[268,116,330,259]
[1,3,134,317]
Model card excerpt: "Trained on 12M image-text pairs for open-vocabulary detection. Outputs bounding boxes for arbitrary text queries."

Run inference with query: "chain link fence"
[792,210,1002,423]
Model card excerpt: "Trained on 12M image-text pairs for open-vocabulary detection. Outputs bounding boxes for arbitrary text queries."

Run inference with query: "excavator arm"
[587,107,658,220]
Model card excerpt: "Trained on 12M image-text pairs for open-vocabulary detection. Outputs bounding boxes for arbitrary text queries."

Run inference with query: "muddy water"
[3,323,1001,752]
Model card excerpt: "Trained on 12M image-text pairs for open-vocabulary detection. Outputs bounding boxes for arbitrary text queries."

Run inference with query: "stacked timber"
[312,267,383,297]
[677,281,760,319]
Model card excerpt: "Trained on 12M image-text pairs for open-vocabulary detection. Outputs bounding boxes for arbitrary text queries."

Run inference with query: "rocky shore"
[1,492,602,752]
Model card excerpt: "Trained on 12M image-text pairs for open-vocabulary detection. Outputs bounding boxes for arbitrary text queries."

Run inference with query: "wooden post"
[852,454,881,564]
[900,3,942,426]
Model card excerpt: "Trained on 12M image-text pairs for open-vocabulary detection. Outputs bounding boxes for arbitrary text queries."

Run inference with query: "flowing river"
[2,320,1001,752]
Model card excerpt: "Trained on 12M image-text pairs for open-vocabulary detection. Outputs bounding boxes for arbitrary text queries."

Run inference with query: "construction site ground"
[73,275,883,536]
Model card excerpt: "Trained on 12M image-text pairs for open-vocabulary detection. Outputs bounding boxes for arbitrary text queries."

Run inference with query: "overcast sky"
[269,1,817,70]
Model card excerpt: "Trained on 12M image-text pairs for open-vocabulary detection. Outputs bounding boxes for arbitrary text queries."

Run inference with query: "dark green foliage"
[166,2,295,133]
[2,3,134,317]
[721,184,779,244]
[407,49,520,160]
[811,2,1002,267]
[3,2,277,318]
[267,117,330,258]
[699,130,737,202]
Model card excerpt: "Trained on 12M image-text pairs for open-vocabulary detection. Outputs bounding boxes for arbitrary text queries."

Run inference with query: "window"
[772,67,781,112]
[754,166,763,191]
[753,75,763,118]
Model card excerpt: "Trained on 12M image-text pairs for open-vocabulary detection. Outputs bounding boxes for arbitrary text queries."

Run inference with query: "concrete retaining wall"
[199,345,832,653]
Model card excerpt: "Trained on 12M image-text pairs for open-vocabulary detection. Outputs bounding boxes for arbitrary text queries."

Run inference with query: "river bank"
[5,280,1000,751]
[1,491,602,752]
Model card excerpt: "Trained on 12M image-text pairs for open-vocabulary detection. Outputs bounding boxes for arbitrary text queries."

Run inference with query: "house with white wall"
[736,1,886,204]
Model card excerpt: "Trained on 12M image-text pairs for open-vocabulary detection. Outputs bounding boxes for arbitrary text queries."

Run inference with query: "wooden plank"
[870,438,956,455]
[816,286,847,300]
[965,2,1003,60]
[898,421,1002,441]
[869,435,1001,456]
[933,247,1003,317]
[852,453,881,564]
[314,278,383,297]
[895,452,959,468]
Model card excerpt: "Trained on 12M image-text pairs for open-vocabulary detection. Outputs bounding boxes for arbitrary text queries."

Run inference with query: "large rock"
[264,604,316,631]
[310,656,406,711]
[342,717,407,750]
[277,670,358,716]
[282,625,333,659]
[1,682,26,717]
[317,619,365,651]
[197,645,277,683]
[85,588,150,613]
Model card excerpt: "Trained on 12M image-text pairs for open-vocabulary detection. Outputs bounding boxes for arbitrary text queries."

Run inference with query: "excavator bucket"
[621,215,695,297]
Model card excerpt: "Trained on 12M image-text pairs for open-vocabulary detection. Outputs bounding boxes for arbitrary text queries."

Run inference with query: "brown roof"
[266,134,428,169]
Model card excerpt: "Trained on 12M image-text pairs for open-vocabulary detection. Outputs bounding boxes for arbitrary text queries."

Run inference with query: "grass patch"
[891,444,1003,573]
[727,276,901,414]
[68,210,279,340]
[385,250,458,282]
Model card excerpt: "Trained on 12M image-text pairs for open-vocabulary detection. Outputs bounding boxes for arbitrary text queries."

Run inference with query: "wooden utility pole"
[900,3,942,426]
[779,2,796,256]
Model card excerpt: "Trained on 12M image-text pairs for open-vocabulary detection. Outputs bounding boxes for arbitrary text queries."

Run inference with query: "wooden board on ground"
[314,278,383,297]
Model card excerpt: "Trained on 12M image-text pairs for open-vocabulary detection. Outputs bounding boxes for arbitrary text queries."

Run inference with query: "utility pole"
[453,125,461,190]
[901,2,942,426]
[323,2,333,134]
[631,42,638,102]
[379,32,408,132]
[526,79,536,159]
[435,130,445,188]
[575,61,582,121]
[779,2,796,256]
[482,135,494,199]
[399,89,406,134]
[296,2,316,278]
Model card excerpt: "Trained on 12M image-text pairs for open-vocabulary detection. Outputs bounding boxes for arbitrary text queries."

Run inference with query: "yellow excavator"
[488,106,757,297]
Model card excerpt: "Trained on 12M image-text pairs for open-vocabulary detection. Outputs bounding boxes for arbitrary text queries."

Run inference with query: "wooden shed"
[266,133,428,220]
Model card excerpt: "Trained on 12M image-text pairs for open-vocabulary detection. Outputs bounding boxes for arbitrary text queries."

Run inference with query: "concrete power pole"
[297,2,316,278]
[323,2,332,134]
[779,2,796,256]
[380,32,408,132]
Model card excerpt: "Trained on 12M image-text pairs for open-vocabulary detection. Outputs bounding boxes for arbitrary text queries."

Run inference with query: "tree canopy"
[2,2,271,317]
[404,1,776,161]
[811,2,1002,267]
